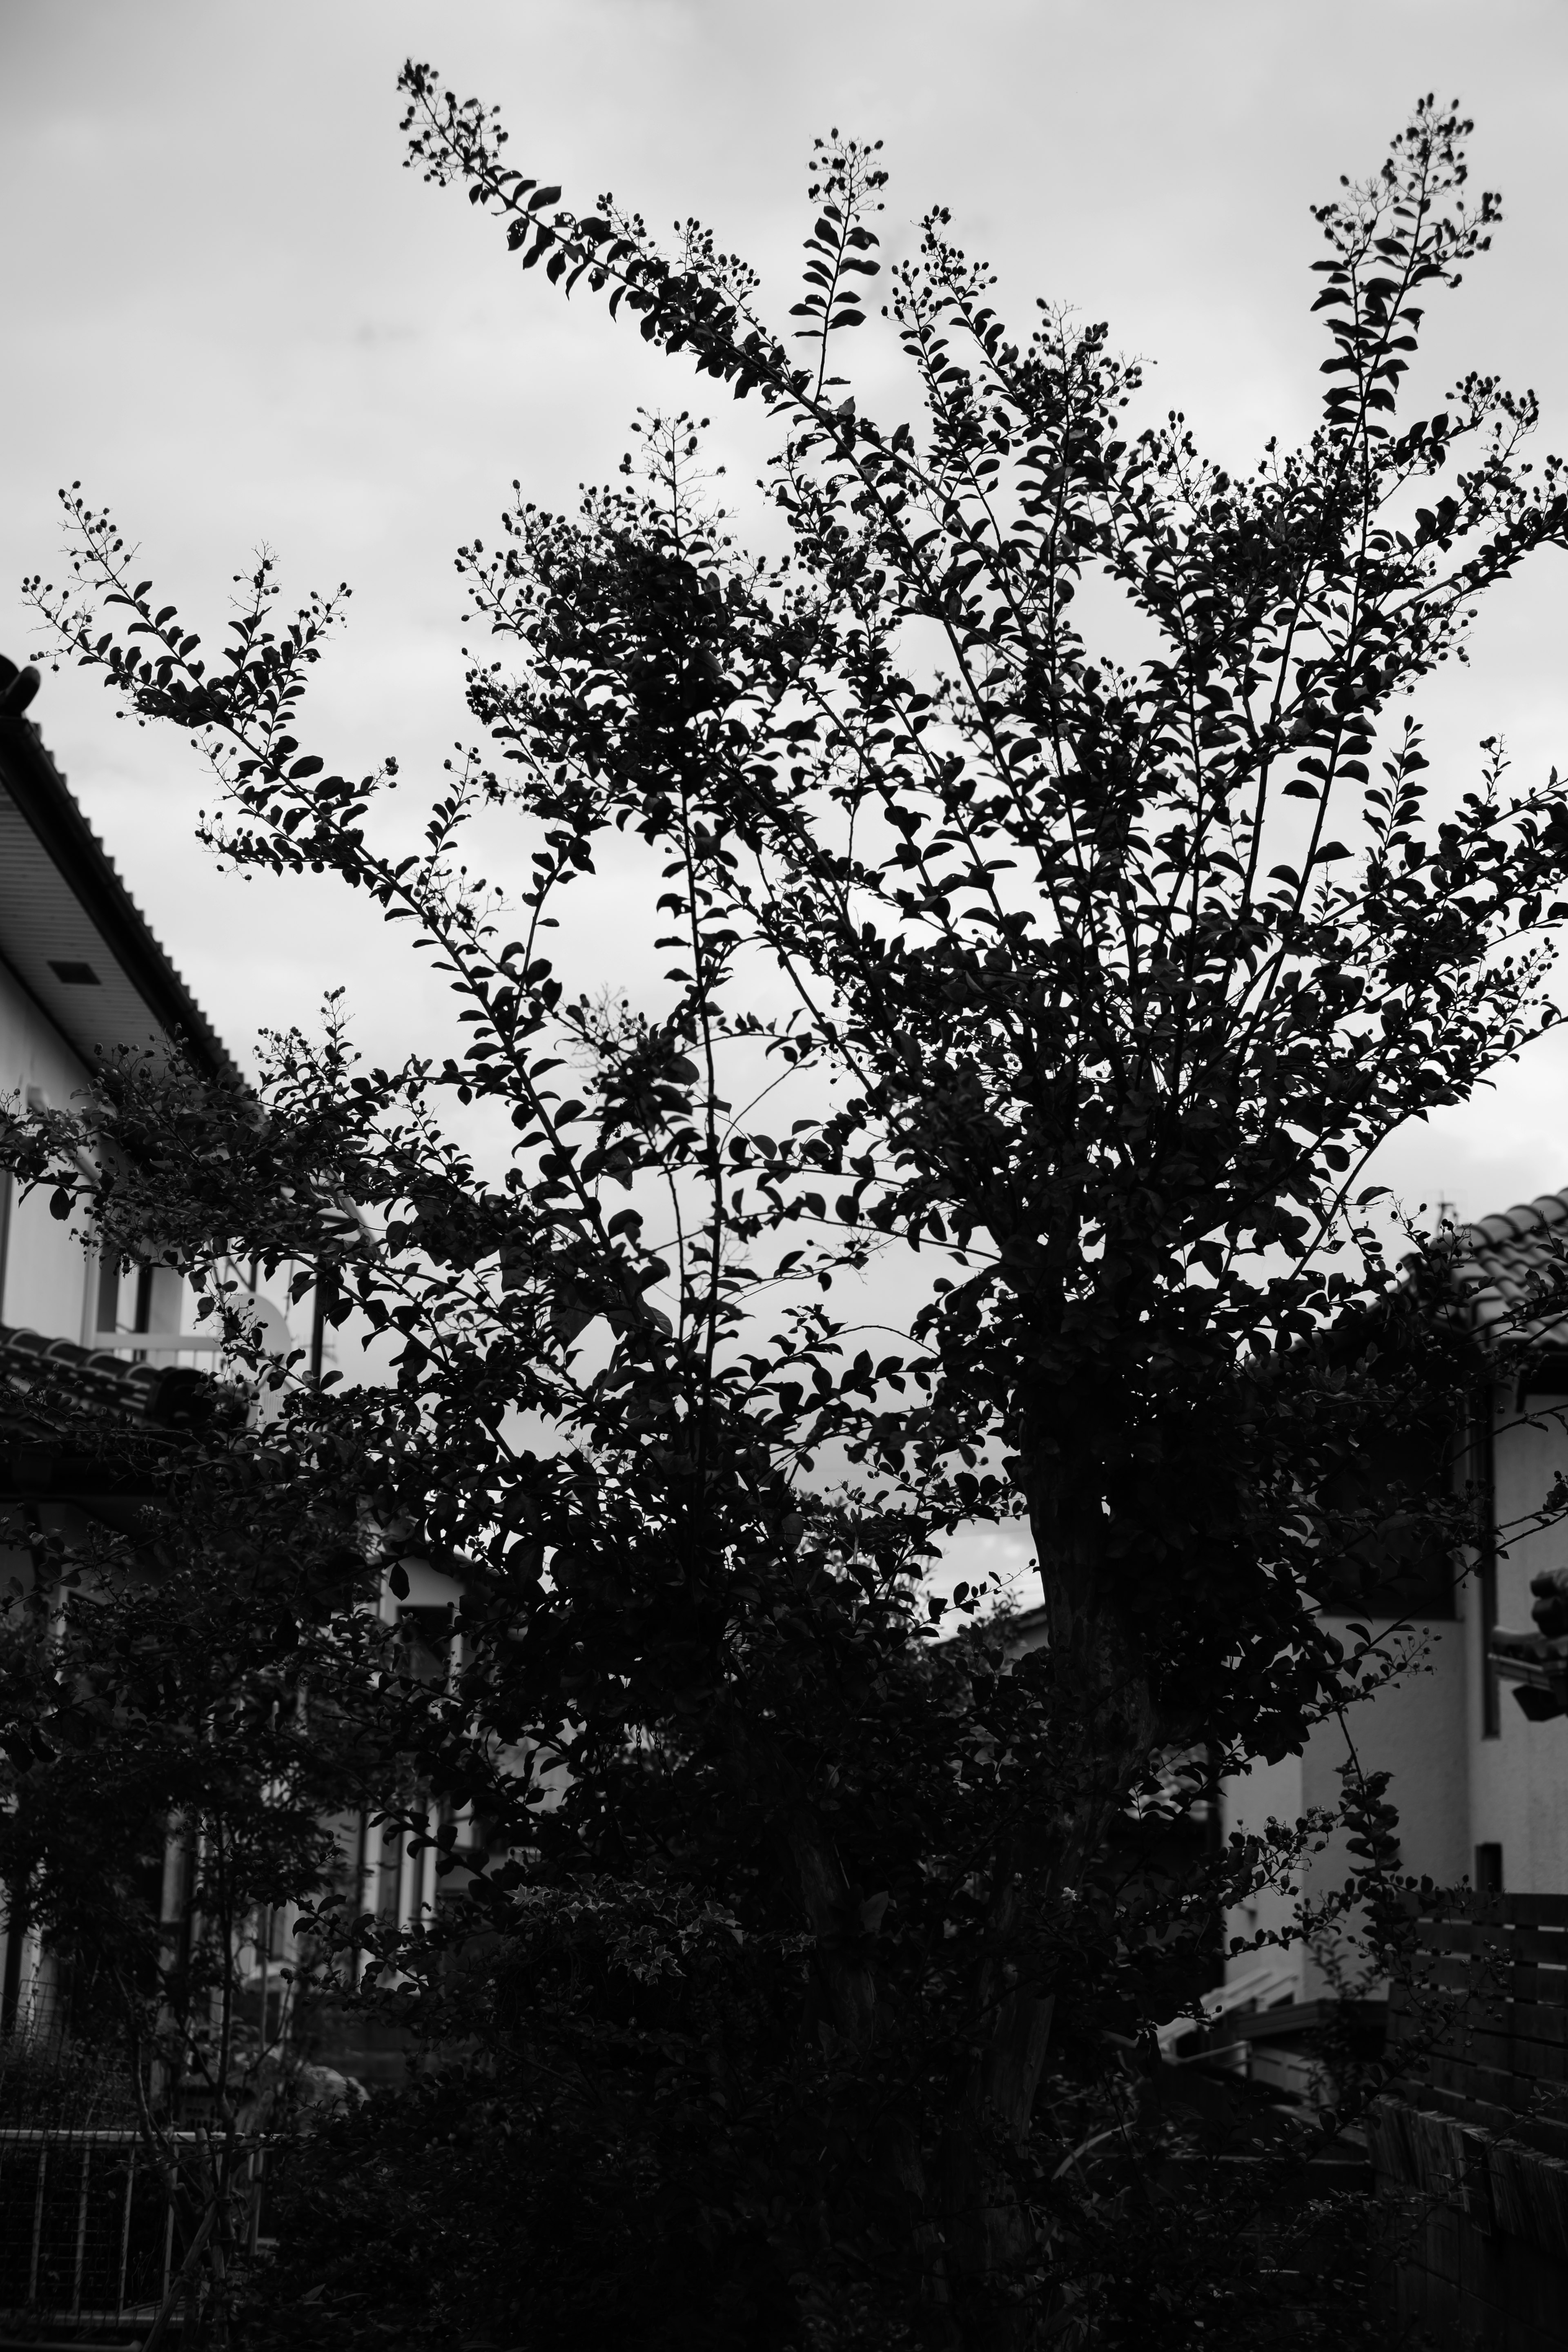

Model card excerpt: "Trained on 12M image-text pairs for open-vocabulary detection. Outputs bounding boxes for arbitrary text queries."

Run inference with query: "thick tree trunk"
[934,1444,1164,2339]
[1028,1450,1163,1827]
[764,1432,1167,2342]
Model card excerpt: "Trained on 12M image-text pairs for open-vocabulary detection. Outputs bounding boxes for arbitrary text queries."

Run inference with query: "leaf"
[289,755,325,781]
[551,1294,597,1343]
[388,1562,410,1600]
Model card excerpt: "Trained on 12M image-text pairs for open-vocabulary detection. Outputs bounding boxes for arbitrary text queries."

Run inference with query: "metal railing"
[0,2127,193,2327]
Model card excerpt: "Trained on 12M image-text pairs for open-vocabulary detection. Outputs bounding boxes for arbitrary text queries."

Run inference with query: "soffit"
[0,712,239,1089]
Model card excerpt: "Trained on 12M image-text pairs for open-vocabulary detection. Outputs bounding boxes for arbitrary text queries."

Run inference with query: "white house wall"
[1221,1747,1306,2002]
[1468,1386,1568,1896]
[1224,1609,1470,2001]
[1301,1613,1469,1995]
[0,955,94,1338]
[0,962,116,2024]
[1223,1378,1568,2008]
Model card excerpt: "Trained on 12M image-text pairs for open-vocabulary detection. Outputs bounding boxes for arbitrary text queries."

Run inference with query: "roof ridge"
[1459,1189,1568,1250]
[1449,1185,1568,1350]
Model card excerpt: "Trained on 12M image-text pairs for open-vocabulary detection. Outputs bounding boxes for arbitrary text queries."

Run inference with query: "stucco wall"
[0,955,93,1338]
[1223,1378,1568,2004]
[1300,1615,1470,1994]
[1468,1387,1568,1896]
[0,958,193,1345]
[1222,1746,1306,2000]
[1225,1613,1471,1998]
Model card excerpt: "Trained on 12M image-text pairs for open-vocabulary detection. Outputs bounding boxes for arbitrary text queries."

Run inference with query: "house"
[0,654,244,2031]
[0,655,237,1327]
[0,666,484,2323]
[1220,1189,1568,2050]
[0,658,470,2066]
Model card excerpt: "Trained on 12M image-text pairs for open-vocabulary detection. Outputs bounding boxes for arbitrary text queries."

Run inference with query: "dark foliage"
[7,78,1566,2348]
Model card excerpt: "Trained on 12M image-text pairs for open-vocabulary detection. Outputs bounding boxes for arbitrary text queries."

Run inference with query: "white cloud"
[4,0,1566,1217]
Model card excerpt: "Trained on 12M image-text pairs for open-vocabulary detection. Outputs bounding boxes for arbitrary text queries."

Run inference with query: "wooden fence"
[1370,1892,1568,2348]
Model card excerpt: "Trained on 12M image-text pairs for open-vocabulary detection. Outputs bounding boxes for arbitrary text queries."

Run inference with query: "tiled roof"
[0,1321,209,1430]
[0,1320,227,1499]
[1447,1188,1568,1346]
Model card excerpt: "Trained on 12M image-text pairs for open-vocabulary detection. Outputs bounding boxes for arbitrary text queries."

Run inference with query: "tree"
[13,81,1568,2347]
[0,1346,401,2343]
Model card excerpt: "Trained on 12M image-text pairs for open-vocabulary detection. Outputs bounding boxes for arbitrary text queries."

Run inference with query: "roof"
[0,1319,209,1432]
[0,1318,224,1499]
[1448,1189,1568,1348]
[0,697,241,1090]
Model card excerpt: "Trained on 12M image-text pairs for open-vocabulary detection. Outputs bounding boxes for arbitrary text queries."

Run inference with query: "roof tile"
[1450,1186,1568,1346]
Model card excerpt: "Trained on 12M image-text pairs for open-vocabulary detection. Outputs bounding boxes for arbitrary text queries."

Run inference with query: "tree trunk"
[933,1441,1163,2339]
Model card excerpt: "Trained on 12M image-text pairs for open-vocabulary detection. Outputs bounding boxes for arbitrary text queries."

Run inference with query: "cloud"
[4,0,1567,1211]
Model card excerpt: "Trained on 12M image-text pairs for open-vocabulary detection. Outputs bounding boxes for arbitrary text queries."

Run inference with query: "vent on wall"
[47,960,100,986]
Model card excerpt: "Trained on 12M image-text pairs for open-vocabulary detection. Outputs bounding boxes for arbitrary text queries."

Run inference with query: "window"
[94,1256,121,1339]
[396,1604,454,1686]
[375,1817,405,1927]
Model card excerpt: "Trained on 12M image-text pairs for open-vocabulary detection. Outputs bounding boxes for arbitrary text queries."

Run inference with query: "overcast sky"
[5,0,1568,1232]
